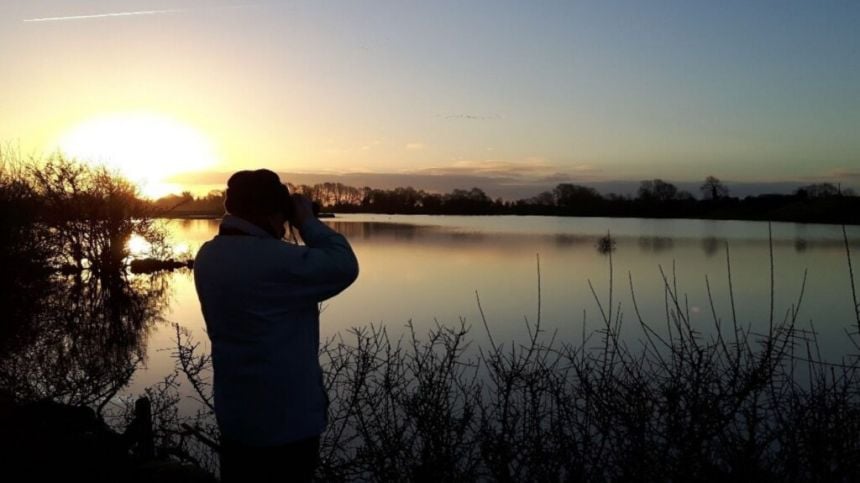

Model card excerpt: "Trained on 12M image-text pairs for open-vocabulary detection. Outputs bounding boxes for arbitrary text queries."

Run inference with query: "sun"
[56,112,219,198]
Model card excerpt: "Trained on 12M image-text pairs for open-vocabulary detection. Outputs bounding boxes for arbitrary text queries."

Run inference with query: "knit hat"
[224,169,291,218]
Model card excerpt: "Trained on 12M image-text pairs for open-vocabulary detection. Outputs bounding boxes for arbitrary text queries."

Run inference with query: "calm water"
[128,215,860,394]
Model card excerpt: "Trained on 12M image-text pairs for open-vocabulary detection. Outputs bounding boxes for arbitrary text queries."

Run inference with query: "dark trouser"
[219,436,320,483]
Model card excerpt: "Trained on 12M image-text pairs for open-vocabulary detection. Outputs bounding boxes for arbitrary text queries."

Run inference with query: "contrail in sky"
[24,9,186,22]
[23,4,260,23]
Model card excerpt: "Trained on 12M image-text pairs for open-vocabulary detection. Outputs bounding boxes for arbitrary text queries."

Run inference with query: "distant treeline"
[152,176,860,225]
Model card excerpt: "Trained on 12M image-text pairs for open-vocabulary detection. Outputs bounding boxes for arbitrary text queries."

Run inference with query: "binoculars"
[279,185,321,224]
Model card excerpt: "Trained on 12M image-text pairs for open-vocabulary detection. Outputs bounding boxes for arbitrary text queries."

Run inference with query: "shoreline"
[155,211,860,228]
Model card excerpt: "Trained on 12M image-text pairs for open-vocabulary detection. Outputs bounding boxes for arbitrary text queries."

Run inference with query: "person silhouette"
[194,169,359,482]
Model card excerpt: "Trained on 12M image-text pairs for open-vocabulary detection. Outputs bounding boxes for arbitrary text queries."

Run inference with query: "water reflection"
[702,237,720,257]
[637,236,674,253]
[597,233,617,254]
[320,219,860,259]
[795,238,808,252]
[326,221,487,245]
[554,233,588,247]
[1,260,170,408]
[328,221,423,241]
[135,215,860,397]
[0,215,171,408]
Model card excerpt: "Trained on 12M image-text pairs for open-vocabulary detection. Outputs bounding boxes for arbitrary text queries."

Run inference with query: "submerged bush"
[0,153,173,407]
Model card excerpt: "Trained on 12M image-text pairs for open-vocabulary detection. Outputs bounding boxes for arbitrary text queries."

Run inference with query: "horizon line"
[167,170,859,186]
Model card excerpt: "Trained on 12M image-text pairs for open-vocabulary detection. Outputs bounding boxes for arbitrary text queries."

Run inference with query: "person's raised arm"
[281,195,359,302]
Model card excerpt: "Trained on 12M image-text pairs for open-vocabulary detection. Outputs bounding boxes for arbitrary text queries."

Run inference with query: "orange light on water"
[127,234,194,259]
[126,234,152,257]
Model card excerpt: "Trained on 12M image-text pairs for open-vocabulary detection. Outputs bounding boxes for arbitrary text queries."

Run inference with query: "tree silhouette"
[795,183,840,199]
[552,183,601,209]
[700,176,729,200]
[148,176,859,224]
[637,179,679,202]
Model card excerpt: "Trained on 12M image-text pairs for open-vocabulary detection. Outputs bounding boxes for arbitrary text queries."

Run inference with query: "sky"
[0,0,858,198]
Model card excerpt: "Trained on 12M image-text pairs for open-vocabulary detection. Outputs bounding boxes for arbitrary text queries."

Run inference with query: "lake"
[126,215,860,395]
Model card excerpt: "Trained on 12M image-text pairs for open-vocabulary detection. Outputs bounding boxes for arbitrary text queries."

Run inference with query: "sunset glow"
[1,2,857,196]
[2,3,860,477]
[56,113,220,198]
[126,233,152,257]
[126,233,195,259]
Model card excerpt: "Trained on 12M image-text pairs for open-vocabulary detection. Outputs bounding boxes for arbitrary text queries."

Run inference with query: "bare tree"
[700,175,729,200]
[638,179,679,202]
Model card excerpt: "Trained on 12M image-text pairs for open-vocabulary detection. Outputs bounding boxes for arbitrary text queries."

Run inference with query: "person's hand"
[291,194,315,227]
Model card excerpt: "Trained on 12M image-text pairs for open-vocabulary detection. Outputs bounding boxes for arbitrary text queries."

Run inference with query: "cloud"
[167,159,859,200]
[167,161,590,199]
[325,139,383,155]
[405,143,426,150]
[442,114,502,121]
[830,169,860,180]
[412,159,597,182]
[181,158,591,198]
[360,140,381,151]
[791,168,860,187]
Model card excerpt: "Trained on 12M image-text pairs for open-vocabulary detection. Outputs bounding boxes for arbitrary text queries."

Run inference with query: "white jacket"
[193,215,358,445]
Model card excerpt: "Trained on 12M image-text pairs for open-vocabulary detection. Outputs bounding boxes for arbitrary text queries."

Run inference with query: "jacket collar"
[219,214,274,238]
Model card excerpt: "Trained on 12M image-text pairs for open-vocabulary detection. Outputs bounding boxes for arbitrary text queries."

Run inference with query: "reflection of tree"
[702,237,720,257]
[637,236,674,253]
[0,270,170,408]
[794,238,808,252]
[326,221,421,241]
[554,234,583,247]
[597,233,616,254]
[325,221,495,245]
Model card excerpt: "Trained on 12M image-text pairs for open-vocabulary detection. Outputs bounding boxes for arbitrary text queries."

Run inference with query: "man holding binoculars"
[194,169,359,482]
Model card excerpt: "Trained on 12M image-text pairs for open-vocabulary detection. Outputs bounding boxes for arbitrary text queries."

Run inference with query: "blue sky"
[1,1,858,196]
